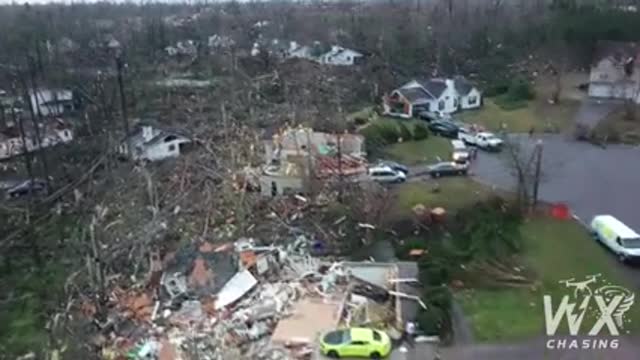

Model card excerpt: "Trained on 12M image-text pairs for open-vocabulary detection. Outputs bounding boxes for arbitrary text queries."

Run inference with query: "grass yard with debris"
[390,178,493,219]
[458,99,579,134]
[592,108,640,145]
[457,217,640,342]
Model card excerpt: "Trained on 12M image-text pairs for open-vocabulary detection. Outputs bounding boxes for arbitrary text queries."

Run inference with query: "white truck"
[458,128,503,151]
[451,140,470,163]
[590,215,640,263]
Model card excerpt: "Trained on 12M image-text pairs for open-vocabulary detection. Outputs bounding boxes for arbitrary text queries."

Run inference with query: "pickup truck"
[458,128,503,151]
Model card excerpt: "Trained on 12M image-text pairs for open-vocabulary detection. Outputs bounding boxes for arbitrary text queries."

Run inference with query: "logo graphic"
[543,274,635,350]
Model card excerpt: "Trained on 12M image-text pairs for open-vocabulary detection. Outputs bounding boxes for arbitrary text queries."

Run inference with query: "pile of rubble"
[97,234,413,360]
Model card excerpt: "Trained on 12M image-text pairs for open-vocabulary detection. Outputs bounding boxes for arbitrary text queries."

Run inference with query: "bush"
[483,80,510,97]
[506,77,535,101]
[377,123,401,144]
[361,123,400,157]
[353,117,368,126]
[413,123,430,140]
[397,122,413,142]
[451,197,523,260]
[418,259,451,287]
[416,285,453,339]
[493,77,534,110]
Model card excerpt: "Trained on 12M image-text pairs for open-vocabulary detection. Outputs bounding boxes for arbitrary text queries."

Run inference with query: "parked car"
[428,161,468,177]
[451,140,470,163]
[368,165,406,183]
[376,160,409,175]
[590,215,640,263]
[428,120,459,138]
[320,327,392,359]
[458,129,503,151]
[6,179,48,199]
[417,110,438,122]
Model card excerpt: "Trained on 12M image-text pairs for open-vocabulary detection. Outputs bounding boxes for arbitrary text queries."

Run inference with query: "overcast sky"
[0,0,251,4]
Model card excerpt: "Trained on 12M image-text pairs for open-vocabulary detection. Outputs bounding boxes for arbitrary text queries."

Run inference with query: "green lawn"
[391,178,492,219]
[458,99,578,134]
[385,137,451,165]
[457,217,640,342]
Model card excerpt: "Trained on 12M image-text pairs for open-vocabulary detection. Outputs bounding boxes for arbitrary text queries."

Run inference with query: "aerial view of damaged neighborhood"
[3,0,640,359]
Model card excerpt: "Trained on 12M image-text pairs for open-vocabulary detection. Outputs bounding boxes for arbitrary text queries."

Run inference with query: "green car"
[320,327,392,359]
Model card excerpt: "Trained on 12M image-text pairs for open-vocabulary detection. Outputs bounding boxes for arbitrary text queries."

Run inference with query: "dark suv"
[428,120,459,138]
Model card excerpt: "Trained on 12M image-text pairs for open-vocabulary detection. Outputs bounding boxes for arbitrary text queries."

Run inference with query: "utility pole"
[532,140,543,206]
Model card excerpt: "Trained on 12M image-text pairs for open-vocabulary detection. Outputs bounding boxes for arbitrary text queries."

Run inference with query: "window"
[445,96,450,100]
[164,135,178,142]
[372,331,382,341]
[347,56,351,62]
[468,96,478,105]
[454,97,459,107]
[599,73,608,80]
[438,100,445,110]
[168,144,176,151]
[623,238,640,249]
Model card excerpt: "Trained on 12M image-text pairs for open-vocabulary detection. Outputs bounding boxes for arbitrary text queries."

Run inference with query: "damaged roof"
[593,41,640,65]
[396,261,420,325]
[164,242,238,296]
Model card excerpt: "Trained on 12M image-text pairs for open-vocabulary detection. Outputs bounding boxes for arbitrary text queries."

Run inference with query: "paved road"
[442,336,640,360]
[573,99,621,130]
[471,134,640,232]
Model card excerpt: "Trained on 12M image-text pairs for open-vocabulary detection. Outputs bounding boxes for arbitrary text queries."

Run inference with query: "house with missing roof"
[383,77,482,118]
[118,124,192,162]
[319,46,364,66]
[0,118,73,160]
[588,41,640,102]
[29,89,75,117]
[256,126,367,196]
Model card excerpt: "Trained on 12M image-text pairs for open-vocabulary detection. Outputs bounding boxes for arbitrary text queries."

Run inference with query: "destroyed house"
[29,89,75,116]
[589,41,640,102]
[118,124,191,162]
[161,242,239,298]
[0,118,73,160]
[259,127,367,196]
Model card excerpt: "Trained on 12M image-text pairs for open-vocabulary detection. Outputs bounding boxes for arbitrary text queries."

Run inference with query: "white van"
[590,215,640,263]
[451,140,469,163]
[368,165,406,184]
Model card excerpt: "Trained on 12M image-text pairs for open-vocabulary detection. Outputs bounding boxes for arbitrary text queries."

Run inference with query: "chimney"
[142,125,153,142]
[290,41,297,51]
[331,45,340,53]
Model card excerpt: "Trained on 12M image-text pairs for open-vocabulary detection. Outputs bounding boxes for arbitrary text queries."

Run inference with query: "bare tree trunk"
[14,107,35,184]
[21,66,51,192]
[0,103,6,130]
[116,56,131,149]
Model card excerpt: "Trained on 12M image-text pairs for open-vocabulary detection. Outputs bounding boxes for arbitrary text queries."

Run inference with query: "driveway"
[573,98,621,129]
[471,134,640,231]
